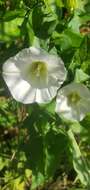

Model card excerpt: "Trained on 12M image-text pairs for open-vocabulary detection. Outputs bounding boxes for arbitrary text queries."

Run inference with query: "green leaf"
[55,0,64,7]
[21,14,35,46]
[40,99,56,115]
[31,173,45,190]
[52,29,83,51]
[52,31,71,51]
[0,10,25,22]
[84,3,90,13]
[0,18,23,42]
[80,113,90,143]
[25,169,32,179]
[68,12,90,35]
[44,128,67,179]
[81,60,90,75]
[79,36,89,62]
[22,107,67,189]
[74,68,90,83]
[67,129,90,187]
[68,14,81,34]
[30,128,67,189]
[64,29,83,48]
[32,6,57,39]
[0,157,9,170]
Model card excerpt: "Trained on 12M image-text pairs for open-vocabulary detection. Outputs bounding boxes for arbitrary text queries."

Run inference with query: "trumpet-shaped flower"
[3,47,66,104]
[55,83,90,121]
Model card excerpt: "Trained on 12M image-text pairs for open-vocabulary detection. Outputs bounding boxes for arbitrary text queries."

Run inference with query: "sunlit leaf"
[74,68,89,82]
[67,129,90,186]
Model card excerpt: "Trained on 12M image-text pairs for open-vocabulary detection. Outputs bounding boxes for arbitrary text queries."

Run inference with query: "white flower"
[3,47,66,104]
[55,82,90,121]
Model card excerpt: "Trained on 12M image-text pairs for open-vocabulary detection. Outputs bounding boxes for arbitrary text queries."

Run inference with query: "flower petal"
[46,55,67,87]
[35,86,58,103]
[78,100,90,120]
[35,88,51,103]
[55,93,81,121]
[15,47,49,70]
[60,83,90,100]
[3,72,36,104]
[3,57,20,73]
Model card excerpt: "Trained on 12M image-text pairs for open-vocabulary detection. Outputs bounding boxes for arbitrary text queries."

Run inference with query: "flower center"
[67,91,81,105]
[26,61,48,87]
[30,61,47,79]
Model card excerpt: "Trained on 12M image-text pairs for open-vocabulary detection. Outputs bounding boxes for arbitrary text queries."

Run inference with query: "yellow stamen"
[28,61,48,85]
[67,91,81,105]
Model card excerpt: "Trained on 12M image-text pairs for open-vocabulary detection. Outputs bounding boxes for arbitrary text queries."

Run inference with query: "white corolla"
[55,83,90,121]
[3,47,66,104]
